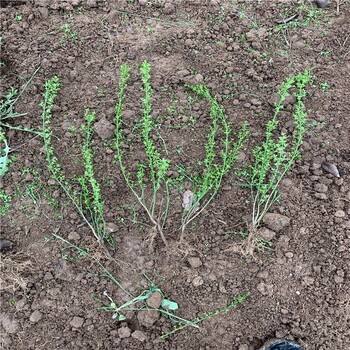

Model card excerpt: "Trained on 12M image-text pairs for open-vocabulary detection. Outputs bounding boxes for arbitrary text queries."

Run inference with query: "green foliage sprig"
[181,84,250,235]
[244,69,311,252]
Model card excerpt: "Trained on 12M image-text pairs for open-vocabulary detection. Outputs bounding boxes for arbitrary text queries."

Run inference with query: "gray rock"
[131,330,147,342]
[263,213,290,232]
[257,228,276,241]
[257,282,273,296]
[192,276,204,287]
[29,310,43,323]
[188,257,202,268]
[70,316,85,328]
[94,118,114,140]
[1,314,19,333]
[118,326,131,339]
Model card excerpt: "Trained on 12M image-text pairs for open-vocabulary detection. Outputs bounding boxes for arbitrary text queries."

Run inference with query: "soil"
[1,1,350,349]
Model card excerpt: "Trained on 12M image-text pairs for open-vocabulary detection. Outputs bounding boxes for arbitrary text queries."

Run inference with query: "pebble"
[263,213,290,232]
[70,316,85,328]
[188,257,202,268]
[68,231,81,241]
[334,210,345,218]
[106,222,118,233]
[257,228,276,241]
[315,183,328,193]
[29,310,43,323]
[192,276,204,287]
[118,326,131,339]
[315,0,331,8]
[0,239,13,251]
[285,251,294,258]
[132,330,147,342]
[257,282,273,296]
[146,291,162,309]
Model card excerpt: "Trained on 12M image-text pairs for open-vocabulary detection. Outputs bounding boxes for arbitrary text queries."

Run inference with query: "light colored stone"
[29,310,43,323]
[118,326,131,339]
[94,118,114,140]
[1,314,19,333]
[192,276,204,287]
[263,213,290,232]
[70,316,84,328]
[334,210,345,218]
[106,222,118,233]
[188,257,202,268]
[131,330,147,342]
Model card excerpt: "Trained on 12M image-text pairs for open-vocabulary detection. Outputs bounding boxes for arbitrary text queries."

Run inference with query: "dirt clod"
[69,316,85,328]
[137,310,160,328]
[146,291,163,309]
[263,213,290,232]
[118,326,131,339]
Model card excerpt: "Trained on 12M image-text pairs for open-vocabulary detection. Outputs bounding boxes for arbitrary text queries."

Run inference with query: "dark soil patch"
[1,1,350,349]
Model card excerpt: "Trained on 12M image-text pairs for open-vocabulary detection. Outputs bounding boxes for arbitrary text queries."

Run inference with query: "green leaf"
[161,298,179,311]
[0,140,10,176]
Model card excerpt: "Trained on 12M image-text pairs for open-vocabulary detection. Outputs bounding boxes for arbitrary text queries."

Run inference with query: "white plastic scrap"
[182,190,197,211]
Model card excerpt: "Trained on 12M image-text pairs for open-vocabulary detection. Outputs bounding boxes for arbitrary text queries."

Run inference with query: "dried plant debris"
[321,162,340,177]
[0,252,32,292]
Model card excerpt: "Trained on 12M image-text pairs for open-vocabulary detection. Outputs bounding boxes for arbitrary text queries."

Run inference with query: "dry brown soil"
[1,1,350,349]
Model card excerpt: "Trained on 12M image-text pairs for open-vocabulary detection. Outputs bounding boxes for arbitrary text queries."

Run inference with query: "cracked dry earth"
[1,1,350,349]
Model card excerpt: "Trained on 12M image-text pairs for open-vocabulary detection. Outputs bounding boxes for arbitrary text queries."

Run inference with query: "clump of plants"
[242,70,311,253]
[41,77,113,247]
[114,61,249,248]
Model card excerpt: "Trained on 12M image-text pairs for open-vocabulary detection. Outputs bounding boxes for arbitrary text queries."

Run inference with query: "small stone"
[188,257,202,268]
[131,330,147,342]
[47,179,56,186]
[0,239,13,251]
[138,0,147,5]
[315,183,328,193]
[1,315,19,333]
[94,118,114,140]
[192,276,204,287]
[118,326,131,339]
[137,310,160,327]
[315,0,331,8]
[334,275,343,284]
[334,210,345,218]
[163,3,175,14]
[194,74,204,83]
[70,316,85,328]
[257,282,273,296]
[146,291,162,309]
[257,228,276,241]
[44,272,54,281]
[68,231,81,241]
[314,193,328,200]
[263,213,290,232]
[106,222,118,233]
[285,251,294,258]
[29,310,43,323]
[239,345,249,350]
